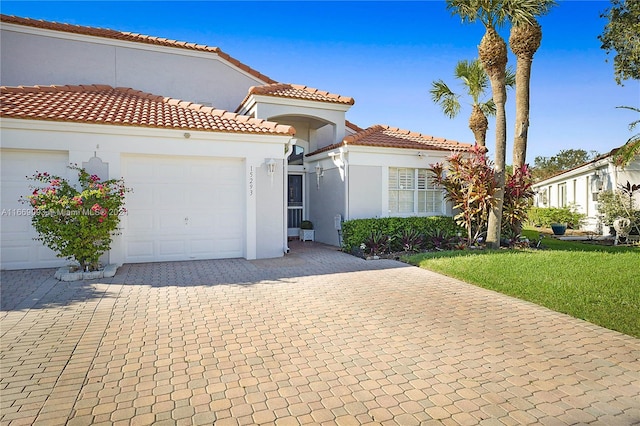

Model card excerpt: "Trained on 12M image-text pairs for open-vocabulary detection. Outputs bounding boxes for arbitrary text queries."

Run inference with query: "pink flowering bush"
[23,165,131,271]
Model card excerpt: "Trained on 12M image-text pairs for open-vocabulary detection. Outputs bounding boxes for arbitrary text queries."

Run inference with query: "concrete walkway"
[1,241,639,425]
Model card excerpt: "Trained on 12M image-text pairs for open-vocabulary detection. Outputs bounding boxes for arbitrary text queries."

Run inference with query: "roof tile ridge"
[201,106,296,136]
[291,83,354,105]
[250,83,292,95]
[343,125,385,143]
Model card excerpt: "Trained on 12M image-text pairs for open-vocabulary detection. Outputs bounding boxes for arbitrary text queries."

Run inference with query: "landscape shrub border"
[526,205,586,229]
[341,216,462,254]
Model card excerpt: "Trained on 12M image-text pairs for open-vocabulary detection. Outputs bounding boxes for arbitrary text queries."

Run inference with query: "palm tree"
[510,2,556,169]
[430,59,515,149]
[446,0,554,249]
[614,106,640,168]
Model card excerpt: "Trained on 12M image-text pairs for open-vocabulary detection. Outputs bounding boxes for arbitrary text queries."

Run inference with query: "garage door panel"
[127,213,154,232]
[127,185,155,207]
[127,239,154,262]
[190,239,215,256]
[160,185,187,204]
[123,155,244,263]
[158,239,187,256]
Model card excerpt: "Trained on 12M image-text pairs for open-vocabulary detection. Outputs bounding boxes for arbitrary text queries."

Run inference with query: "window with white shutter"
[389,168,443,215]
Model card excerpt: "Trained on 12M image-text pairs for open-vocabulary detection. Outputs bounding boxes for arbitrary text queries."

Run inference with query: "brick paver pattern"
[1,242,639,425]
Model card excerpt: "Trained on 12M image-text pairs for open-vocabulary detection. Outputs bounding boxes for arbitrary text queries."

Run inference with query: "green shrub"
[527,204,586,229]
[341,216,461,253]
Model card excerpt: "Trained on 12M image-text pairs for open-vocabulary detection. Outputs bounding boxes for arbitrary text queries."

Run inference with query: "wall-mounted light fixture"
[417,152,424,158]
[591,171,603,193]
[315,164,324,189]
[266,158,276,176]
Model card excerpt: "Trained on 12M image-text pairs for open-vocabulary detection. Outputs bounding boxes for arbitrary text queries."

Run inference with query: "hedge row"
[341,216,462,253]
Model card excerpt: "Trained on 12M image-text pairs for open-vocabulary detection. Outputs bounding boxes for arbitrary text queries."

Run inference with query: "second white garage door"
[122,155,244,263]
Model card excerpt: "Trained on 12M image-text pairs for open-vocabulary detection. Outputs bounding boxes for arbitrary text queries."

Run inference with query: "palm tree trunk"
[486,75,507,249]
[512,56,532,169]
[479,27,508,249]
[511,21,542,169]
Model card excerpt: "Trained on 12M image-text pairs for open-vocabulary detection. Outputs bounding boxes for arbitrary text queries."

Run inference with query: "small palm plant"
[430,59,514,148]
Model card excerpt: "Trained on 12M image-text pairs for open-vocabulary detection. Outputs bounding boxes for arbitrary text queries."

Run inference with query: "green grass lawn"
[403,229,640,338]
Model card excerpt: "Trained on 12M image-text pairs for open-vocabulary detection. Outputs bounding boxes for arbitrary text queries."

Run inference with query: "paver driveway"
[1,241,639,425]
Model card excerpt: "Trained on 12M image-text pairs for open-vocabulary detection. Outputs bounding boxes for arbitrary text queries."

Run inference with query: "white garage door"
[1,149,69,270]
[122,155,244,263]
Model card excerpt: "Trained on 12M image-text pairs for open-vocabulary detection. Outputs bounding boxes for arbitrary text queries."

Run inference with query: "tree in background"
[599,1,640,168]
[532,149,600,181]
[599,0,640,85]
[613,107,640,168]
[430,59,515,149]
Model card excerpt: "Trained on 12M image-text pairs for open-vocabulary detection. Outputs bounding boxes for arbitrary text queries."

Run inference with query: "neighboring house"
[531,147,640,234]
[0,15,471,270]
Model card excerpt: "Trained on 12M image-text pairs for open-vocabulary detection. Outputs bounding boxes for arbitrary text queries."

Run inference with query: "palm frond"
[616,106,640,131]
[480,100,497,117]
[430,80,461,119]
[505,66,516,88]
[613,136,640,168]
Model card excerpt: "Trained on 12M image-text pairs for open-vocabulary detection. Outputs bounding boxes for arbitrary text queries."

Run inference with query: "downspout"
[342,148,349,221]
[283,138,296,254]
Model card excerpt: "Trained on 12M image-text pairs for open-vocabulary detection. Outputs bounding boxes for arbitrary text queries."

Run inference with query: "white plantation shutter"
[389,167,443,215]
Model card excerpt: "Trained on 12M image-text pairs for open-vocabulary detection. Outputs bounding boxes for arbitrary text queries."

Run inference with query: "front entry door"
[287,174,304,237]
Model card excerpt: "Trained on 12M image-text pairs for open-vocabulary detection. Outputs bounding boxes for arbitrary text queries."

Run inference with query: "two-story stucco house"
[0,15,471,270]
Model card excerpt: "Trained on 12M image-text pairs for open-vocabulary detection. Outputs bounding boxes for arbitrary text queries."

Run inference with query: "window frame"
[388,167,444,216]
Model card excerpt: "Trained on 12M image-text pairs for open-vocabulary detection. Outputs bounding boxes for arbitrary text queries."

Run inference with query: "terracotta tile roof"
[0,14,277,84]
[308,125,472,156]
[345,120,364,133]
[0,84,295,135]
[244,83,355,106]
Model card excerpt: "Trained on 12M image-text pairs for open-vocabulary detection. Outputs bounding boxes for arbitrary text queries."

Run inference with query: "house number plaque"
[249,166,254,197]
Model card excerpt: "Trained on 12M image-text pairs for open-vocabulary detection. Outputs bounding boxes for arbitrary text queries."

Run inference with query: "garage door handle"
[184,217,189,224]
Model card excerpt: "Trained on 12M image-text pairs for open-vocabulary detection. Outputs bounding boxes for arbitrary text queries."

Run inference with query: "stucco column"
[245,157,260,260]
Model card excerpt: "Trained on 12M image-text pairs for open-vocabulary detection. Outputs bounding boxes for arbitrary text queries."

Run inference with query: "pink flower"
[50,179,60,186]
[91,203,101,212]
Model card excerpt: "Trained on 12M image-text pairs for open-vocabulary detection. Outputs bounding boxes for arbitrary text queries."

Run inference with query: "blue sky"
[2,1,639,163]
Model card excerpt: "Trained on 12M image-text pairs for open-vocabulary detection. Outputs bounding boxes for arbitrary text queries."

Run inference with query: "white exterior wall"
[306,147,453,246]
[250,97,349,150]
[0,119,292,268]
[532,156,640,233]
[0,24,266,111]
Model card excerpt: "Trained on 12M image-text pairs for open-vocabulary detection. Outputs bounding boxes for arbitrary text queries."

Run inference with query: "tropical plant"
[430,145,498,246]
[613,106,640,168]
[396,228,424,253]
[599,0,640,85]
[430,59,515,148]
[362,230,393,256]
[425,228,458,250]
[502,164,535,237]
[599,181,640,236]
[446,0,556,249]
[23,165,130,271]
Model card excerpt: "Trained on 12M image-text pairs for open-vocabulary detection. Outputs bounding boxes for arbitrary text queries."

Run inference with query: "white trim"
[249,94,353,113]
